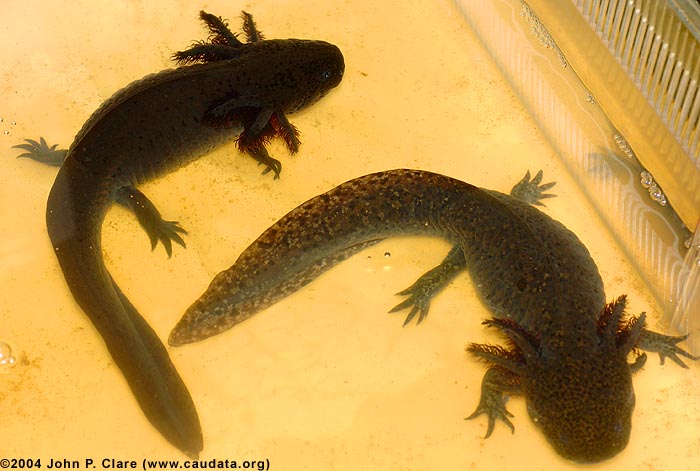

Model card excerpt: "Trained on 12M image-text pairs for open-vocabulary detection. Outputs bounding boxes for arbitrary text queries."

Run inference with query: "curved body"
[170,169,665,462]
[46,31,344,456]
[171,169,605,343]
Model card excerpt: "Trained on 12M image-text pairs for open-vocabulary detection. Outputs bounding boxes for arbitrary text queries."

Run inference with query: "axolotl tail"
[168,169,486,345]
[46,159,202,457]
[169,168,599,347]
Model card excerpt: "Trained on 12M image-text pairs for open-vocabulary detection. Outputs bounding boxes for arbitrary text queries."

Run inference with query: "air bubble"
[639,171,668,206]
[3,130,9,135]
[0,341,17,369]
[384,252,391,258]
[614,134,636,160]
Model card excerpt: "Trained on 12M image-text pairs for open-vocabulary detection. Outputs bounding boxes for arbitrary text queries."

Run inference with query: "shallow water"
[1,0,699,469]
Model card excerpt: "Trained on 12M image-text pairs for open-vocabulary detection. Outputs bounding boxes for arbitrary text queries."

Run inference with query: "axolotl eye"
[320,69,333,82]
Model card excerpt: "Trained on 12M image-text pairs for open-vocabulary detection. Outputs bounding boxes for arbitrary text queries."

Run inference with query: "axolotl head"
[278,39,345,113]
[523,339,644,462]
[469,296,647,462]
[243,38,345,114]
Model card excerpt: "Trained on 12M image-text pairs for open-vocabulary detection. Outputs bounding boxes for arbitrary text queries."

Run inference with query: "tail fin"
[46,161,202,457]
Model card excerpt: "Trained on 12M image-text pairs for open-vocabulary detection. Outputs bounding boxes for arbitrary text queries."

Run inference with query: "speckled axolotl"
[168,169,697,462]
[14,11,343,457]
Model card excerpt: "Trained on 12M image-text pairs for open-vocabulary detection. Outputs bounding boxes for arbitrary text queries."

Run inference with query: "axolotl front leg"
[464,297,698,440]
[203,97,301,179]
[174,10,302,180]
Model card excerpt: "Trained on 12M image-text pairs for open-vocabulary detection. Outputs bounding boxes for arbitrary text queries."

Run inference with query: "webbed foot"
[637,329,700,369]
[143,217,187,258]
[204,102,292,180]
[465,366,521,438]
[465,394,514,438]
[390,246,465,326]
[389,279,434,326]
[247,145,282,179]
[510,169,556,206]
[115,187,188,257]
[13,137,67,167]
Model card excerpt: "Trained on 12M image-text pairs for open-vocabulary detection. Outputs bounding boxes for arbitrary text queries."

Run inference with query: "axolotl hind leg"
[113,187,187,258]
[13,137,66,166]
[390,170,557,325]
[14,137,187,256]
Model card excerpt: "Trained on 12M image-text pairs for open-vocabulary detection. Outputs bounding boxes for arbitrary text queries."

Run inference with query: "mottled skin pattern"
[16,11,343,457]
[170,169,697,462]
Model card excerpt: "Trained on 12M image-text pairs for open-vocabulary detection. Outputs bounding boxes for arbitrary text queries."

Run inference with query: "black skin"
[15,11,344,457]
[16,138,186,256]
[167,169,697,463]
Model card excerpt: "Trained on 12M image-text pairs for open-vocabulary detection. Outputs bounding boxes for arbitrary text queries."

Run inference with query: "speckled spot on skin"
[170,169,697,462]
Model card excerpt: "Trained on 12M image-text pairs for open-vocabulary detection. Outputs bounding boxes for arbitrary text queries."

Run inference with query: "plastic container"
[1,0,698,469]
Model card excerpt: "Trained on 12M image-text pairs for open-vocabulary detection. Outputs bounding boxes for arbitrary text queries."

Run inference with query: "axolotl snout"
[169,169,697,462]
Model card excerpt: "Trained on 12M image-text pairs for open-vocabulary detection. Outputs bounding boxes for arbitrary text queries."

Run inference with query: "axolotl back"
[39,11,344,457]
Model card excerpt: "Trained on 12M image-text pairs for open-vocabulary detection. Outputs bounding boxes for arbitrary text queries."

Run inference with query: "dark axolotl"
[14,11,343,457]
[168,169,697,462]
